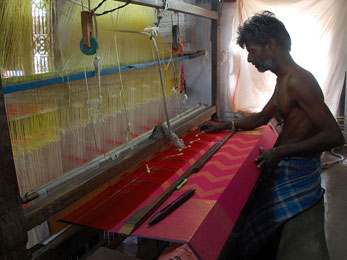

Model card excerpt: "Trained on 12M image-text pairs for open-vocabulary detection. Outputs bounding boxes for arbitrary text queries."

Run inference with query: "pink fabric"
[135,126,277,259]
[62,126,277,260]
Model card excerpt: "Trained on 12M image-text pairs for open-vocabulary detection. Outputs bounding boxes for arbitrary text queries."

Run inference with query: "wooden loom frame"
[0,0,226,259]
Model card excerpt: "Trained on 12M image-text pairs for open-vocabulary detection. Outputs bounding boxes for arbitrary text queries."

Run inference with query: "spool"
[172,41,184,55]
[80,36,98,55]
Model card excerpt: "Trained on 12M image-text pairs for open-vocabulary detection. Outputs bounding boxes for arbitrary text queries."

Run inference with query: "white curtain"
[221,0,347,116]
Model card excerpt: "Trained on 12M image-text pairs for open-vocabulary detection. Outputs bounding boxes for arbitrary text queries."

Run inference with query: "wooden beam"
[116,0,218,20]
[344,72,347,119]
[0,74,30,259]
[211,0,220,117]
[166,0,218,20]
[24,106,216,231]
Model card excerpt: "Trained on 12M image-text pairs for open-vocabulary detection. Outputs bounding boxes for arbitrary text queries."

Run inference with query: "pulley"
[80,11,98,55]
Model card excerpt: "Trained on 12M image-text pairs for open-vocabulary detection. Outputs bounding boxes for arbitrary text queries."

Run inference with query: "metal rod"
[67,0,88,9]
[3,55,190,94]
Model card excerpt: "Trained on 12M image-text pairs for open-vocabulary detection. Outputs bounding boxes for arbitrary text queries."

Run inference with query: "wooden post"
[211,0,220,118]
[344,72,347,119]
[81,11,94,48]
[0,74,30,260]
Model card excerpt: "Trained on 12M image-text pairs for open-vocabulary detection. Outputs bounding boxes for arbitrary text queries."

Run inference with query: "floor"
[321,146,347,260]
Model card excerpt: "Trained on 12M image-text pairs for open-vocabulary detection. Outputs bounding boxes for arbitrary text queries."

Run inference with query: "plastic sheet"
[221,0,347,115]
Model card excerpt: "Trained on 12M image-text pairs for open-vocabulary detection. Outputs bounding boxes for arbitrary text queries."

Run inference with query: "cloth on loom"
[239,157,325,259]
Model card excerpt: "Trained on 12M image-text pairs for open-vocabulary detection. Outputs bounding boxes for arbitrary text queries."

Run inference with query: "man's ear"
[266,38,277,50]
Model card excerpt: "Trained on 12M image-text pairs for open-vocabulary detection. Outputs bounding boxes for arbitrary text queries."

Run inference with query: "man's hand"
[255,147,282,180]
[198,121,226,133]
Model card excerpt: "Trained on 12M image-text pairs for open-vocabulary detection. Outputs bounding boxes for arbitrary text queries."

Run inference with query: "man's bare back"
[273,67,324,158]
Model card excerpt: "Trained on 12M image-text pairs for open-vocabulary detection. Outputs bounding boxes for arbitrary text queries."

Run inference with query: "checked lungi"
[239,157,325,259]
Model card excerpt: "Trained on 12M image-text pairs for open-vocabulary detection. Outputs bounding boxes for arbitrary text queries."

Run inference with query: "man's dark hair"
[237,11,291,51]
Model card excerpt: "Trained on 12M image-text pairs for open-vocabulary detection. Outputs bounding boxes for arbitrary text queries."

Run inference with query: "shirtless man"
[200,11,344,259]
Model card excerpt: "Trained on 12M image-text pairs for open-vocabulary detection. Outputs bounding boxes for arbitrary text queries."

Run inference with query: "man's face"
[246,41,274,72]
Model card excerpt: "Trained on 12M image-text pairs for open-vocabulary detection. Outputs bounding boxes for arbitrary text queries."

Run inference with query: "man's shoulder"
[286,68,324,101]
[287,68,317,87]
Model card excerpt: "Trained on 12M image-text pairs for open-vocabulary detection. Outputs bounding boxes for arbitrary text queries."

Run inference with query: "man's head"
[237,11,291,72]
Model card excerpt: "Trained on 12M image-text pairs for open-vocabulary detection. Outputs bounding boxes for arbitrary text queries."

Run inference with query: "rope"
[116,29,184,148]
[92,0,132,16]
[84,62,100,154]
[112,13,132,142]
[322,144,347,169]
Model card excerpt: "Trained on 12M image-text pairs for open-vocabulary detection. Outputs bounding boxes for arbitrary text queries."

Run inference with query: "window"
[32,0,51,74]
[3,0,52,78]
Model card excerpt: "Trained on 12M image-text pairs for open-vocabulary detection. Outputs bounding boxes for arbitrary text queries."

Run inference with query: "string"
[112,9,132,142]
[84,61,100,155]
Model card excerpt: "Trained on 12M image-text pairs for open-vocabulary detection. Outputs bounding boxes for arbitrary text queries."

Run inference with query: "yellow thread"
[165,152,184,159]
[2,1,184,198]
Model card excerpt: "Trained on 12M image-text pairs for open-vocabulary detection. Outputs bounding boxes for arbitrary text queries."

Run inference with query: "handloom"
[0,0,268,259]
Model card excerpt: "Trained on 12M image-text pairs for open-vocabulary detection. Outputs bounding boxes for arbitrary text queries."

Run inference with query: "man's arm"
[199,89,277,133]
[234,99,275,130]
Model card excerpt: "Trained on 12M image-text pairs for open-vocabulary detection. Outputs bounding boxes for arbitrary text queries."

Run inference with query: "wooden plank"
[81,11,94,48]
[24,106,216,231]
[0,74,30,259]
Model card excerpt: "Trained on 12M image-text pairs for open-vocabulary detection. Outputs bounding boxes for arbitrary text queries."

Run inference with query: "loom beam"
[116,0,218,20]
[3,53,204,94]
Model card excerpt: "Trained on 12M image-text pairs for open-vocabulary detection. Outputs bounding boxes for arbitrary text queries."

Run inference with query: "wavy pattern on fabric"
[61,126,278,260]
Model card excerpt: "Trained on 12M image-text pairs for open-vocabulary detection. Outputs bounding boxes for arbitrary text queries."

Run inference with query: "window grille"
[32,0,51,74]
[2,0,52,78]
